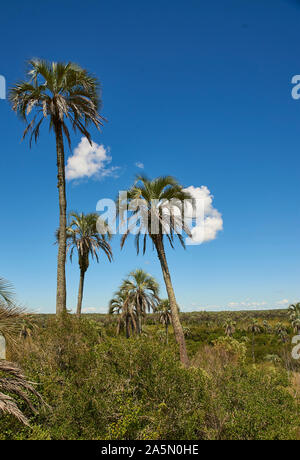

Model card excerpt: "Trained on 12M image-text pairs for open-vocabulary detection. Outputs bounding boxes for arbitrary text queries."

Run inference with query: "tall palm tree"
[10,60,105,315]
[64,212,112,317]
[120,269,159,334]
[223,319,236,337]
[247,319,262,363]
[157,299,172,344]
[118,175,194,367]
[108,290,138,338]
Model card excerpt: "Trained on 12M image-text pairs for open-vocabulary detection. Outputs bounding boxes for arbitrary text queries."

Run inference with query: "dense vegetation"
[0,309,299,440]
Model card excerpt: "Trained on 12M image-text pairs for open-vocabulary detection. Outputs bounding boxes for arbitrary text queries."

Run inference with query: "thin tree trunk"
[137,314,142,335]
[55,122,67,316]
[125,317,130,338]
[252,333,255,363]
[154,236,189,367]
[76,269,85,317]
[166,323,169,345]
[116,319,121,335]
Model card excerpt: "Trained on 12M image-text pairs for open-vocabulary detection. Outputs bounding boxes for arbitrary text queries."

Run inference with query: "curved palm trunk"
[154,236,189,367]
[55,123,67,316]
[76,269,86,317]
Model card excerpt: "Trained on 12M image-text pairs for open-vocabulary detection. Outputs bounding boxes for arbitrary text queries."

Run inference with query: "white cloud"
[82,307,97,313]
[227,301,267,308]
[135,162,144,169]
[66,137,117,181]
[275,299,289,306]
[191,304,221,311]
[184,185,223,245]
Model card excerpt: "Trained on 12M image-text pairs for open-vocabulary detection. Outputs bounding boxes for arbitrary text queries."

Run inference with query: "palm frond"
[0,278,14,306]
[0,360,48,426]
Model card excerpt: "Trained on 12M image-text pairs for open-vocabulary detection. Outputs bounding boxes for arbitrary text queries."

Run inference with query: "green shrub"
[0,316,298,440]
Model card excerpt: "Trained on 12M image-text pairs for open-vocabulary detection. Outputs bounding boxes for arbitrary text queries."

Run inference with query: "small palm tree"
[247,319,262,363]
[288,302,300,318]
[109,290,138,338]
[291,317,300,335]
[183,326,192,338]
[223,319,236,337]
[288,303,300,333]
[20,316,39,343]
[263,320,272,334]
[120,269,159,334]
[63,212,112,317]
[275,322,288,343]
[118,175,193,367]
[157,299,172,344]
[10,60,105,315]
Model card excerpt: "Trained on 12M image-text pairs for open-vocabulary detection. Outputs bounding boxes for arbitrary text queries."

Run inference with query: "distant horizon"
[32,306,289,315]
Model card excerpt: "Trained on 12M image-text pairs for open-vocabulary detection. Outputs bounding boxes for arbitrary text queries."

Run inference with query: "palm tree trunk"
[154,236,189,367]
[252,333,255,363]
[166,324,169,345]
[76,269,85,317]
[125,317,130,338]
[116,319,121,335]
[137,315,142,335]
[55,122,67,316]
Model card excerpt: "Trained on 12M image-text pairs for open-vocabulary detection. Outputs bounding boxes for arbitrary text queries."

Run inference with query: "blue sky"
[0,0,300,313]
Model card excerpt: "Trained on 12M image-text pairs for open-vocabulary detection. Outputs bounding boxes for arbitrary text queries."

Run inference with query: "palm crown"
[247,319,262,334]
[0,277,26,341]
[119,175,194,253]
[157,299,172,326]
[0,279,45,424]
[288,302,300,320]
[223,319,236,336]
[66,212,112,271]
[0,278,14,306]
[288,303,300,333]
[120,269,160,317]
[9,59,105,147]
